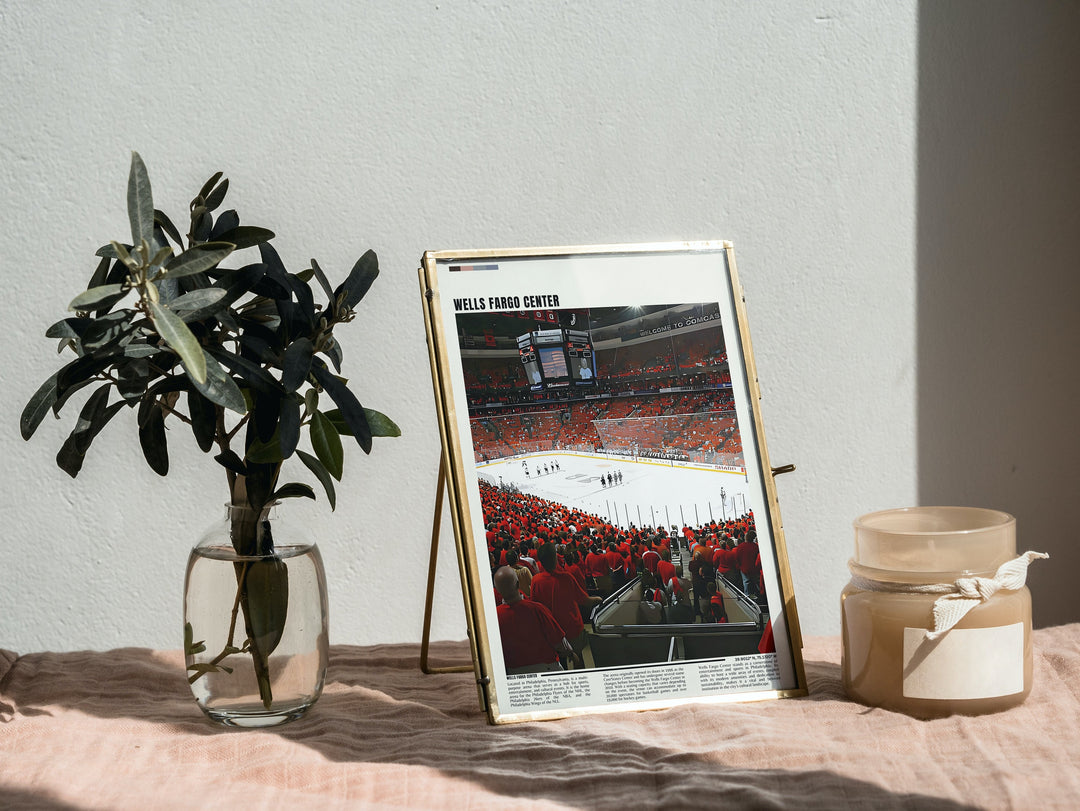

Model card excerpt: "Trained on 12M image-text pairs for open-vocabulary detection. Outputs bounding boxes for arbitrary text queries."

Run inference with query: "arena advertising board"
[419,243,807,723]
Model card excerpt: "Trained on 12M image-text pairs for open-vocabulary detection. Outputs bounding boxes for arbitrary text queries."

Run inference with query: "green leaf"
[245,434,284,464]
[311,362,371,453]
[244,559,288,654]
[272,482,315,501]
[333,249,378,312]
[56,385,124,477]
[297,449,336,510]
[68,284,127,312]
[209,348,282,394]
[188,389,217,452]
[54,354,115,415]
[196,171,224,203]
[309,258,334,303]
[109,240,138,270]
[278,395,301,458]
[214,449,247,475]
[154,209,184,247]
[138,374,188,414]
[213,226,275,250]
[242,461,277,517]
[53,375,97,418]
[251,390,281,443]
[123,344,162,358]
[21,370,61,440]
[310,409,343,480]
[116,357,149,400]
[211,209,239,240]
[321,336,343,373]
[189,350,247,414]
[138,402,169,475]
[80,311,136,352]
[148,300,206,384]
[178,262,267,324]
[285,274,316,334]
[128,152,155,247]
[281,337,313,393]
[204,177,229,211]
[304,388,319,416]
[171,288,227,316]
[324,409,350,436]
[148,245,173,269]
[242,557,289,708]
[327,408,401,439]
[45,318,89,341]
[158,242,234,280]
[87,256,111,290]
[363,408,401,437]
[184,622,206,656]
[192,210,212,242]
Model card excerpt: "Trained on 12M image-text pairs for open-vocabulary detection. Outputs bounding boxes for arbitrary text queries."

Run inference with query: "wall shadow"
[917,1,1080,627]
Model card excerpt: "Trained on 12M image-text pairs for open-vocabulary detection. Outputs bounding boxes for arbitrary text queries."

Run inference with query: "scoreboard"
[517,328,596,391]
[565,329,594,385]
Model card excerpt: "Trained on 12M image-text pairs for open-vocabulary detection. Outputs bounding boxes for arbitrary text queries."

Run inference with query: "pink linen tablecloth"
[2,624,1079,810]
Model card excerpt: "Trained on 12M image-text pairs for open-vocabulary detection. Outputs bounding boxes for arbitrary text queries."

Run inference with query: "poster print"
[419,243,806,723]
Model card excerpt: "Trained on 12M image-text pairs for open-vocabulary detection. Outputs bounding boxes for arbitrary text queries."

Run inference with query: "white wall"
[0,1,921,652]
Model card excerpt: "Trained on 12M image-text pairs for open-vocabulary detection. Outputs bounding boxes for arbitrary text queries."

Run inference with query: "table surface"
[2,624,1079,810]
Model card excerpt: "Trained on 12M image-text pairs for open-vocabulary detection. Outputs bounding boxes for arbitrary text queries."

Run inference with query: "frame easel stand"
[419,455,473,675]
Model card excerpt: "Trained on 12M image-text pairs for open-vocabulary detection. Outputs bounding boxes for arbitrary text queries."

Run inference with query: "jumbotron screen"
[518,328,595,391]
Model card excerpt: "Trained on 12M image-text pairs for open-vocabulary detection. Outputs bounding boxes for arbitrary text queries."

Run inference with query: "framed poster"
[419,242,806,723]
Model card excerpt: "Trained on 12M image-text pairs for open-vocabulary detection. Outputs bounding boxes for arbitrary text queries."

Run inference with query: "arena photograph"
[457,302,776,679]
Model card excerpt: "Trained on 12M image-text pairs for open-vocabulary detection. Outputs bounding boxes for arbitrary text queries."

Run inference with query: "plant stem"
[187,562,249,685]
[223,414,250,444]
[155,397,193,426]
[227,489,283,711]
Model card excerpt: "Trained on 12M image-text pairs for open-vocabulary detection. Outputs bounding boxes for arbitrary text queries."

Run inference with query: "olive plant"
[20,152,399,709]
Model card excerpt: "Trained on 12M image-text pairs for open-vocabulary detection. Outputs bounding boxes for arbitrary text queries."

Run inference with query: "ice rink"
[478,451,751,532]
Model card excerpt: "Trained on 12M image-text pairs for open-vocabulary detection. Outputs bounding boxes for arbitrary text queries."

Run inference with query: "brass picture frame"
[419,242,807,723]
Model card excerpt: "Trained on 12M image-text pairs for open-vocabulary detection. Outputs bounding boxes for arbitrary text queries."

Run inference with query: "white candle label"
[902,623,1024,700]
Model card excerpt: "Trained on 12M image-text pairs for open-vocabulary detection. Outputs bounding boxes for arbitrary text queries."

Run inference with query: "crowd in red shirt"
[484,481,766,669]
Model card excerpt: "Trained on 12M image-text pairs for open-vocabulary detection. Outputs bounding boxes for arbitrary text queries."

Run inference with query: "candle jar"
[841,506,1037,718]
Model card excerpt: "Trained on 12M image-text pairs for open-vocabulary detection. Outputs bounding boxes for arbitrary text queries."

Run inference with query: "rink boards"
[478,449,750,532]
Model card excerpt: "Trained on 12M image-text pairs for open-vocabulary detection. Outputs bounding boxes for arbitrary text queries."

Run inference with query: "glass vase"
[184,504,329,727]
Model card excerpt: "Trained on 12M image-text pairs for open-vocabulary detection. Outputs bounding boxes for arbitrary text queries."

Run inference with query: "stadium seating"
[471,391,741,465]
[681,632,761,660]
[587,632,674,667]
